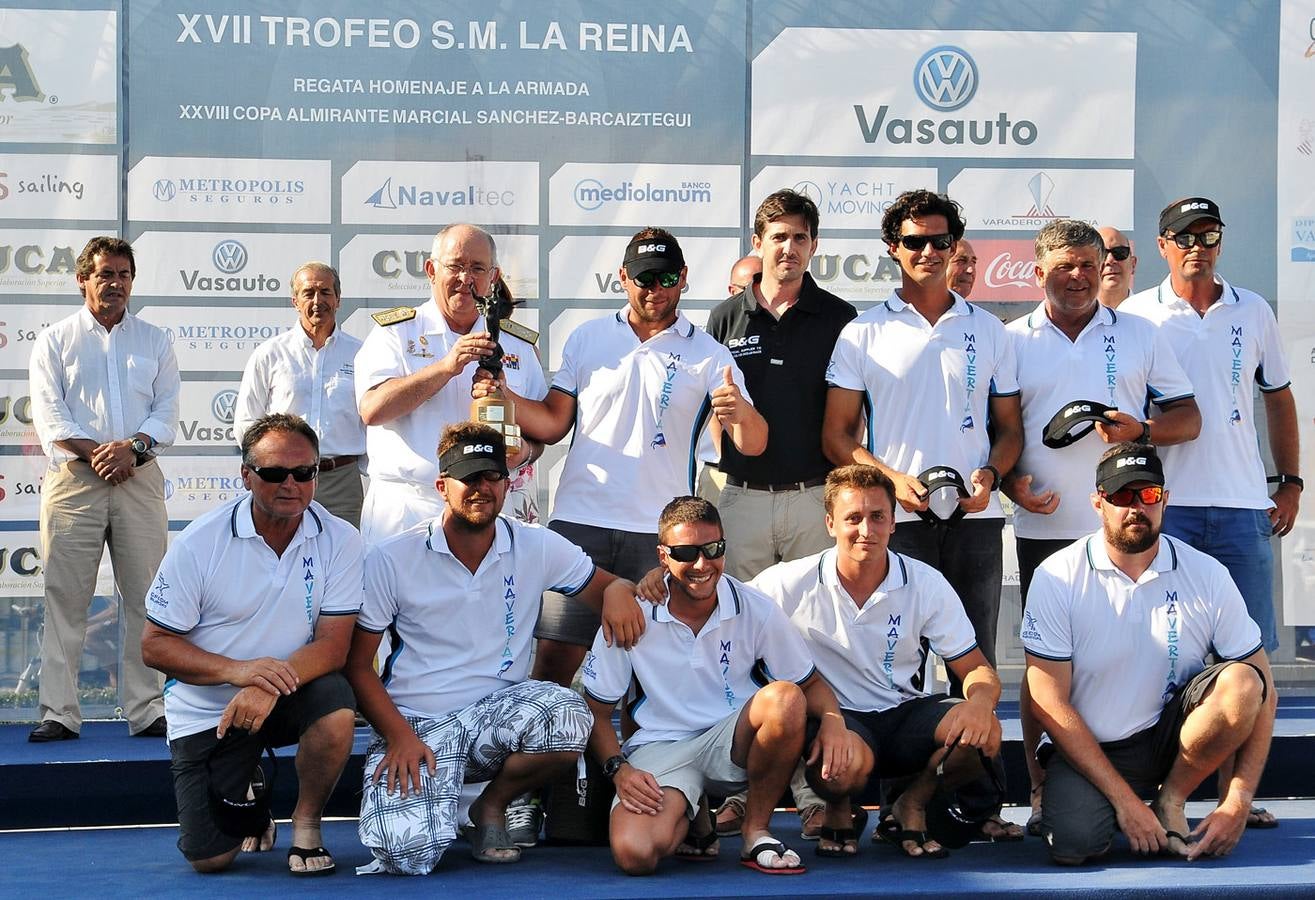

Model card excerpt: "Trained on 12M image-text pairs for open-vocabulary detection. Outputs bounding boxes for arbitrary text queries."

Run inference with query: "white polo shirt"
[354,300,545,490]
[235,325,366,457]
[358,514,595,719]
[1123,276,1290,509]
[751,549,977,713]
[826,292,1019,523]
[144,495,365,741]
[550,310,749,533]
[1021,532,1262,744]
[1007,304,1194,540]
[581,574,814,752]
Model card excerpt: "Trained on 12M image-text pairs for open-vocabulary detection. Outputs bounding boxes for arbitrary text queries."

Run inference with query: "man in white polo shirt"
[354,223,545,541]
[823,189,1023,688]
[478,228,767,690]
[1023,443,1273,865]
[346,423,644,875]
[141,413,363,875]
[235,261,366,527]
[1005,219,1201,833]
[582,496,854,876]
[751,464,1008,857]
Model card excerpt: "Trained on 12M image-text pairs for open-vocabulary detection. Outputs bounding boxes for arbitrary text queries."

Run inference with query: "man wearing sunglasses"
[824,189,1023,697]
[141,414,363,874]
[582,496,855,876]
[475,229,767,695]
[1095,227,1137,309]
[346,423,644,874]
[1023,442,1274,865]
[1123,198,1298,831]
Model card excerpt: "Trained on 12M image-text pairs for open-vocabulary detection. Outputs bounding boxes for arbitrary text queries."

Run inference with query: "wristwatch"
[1137,421,1151,444]
[130,436,151,465]
[602,754,627,780]
[980,464,1001,491]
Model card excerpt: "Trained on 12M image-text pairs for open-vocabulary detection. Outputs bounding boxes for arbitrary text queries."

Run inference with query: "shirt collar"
[1028,301,1116,337]
[651,573,743,624]
[744,272,824,316]
[819,548,909,599]
[419,299,488,337]
[1156,274,1239,307]
[1084,533,1180,576]
[229,493,325,545]
[613,308,696,340]
[78,305,135,334]
[425,513,513,558]
[883,289,972,320]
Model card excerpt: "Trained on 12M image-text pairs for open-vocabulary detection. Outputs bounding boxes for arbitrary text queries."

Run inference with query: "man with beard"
[346,423,645,874]
[1022,443,1274,865]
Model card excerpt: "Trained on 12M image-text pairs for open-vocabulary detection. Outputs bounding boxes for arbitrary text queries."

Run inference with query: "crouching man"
[142,414,364,875]
[345,423,644,874]
[1023,443,1275,864]
[582,496,856,876]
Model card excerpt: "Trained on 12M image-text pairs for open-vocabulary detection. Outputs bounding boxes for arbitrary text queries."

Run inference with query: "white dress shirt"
[29,306,180,465]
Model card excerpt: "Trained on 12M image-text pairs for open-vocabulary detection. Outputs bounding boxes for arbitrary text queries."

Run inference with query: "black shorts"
[167,672,355,862]
[807,694,958,778]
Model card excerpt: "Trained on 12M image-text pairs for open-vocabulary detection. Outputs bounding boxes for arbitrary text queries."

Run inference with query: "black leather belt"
[318,454,360,472]
[725,474,826,493]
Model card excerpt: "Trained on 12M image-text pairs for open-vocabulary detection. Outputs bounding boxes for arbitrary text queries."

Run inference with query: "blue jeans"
[1161,506,1277,653]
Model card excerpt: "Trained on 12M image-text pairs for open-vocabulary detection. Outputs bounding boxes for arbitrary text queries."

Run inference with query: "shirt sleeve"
[753,591,816,684]
[320,522,365,615]
[28,327,91,452]
[233,343,272,445]
[580,627,632,705]
[353,325,404,404]
[1208,560,1265,660]
[540,526,597,596]
[1145,326,1195,407]
[550,327,583,396]
[137,329,180,448]
[826,321,867,392]
[357,544,401,634]
[144,540,203,635]
[1255,299,1293,392]
[1020,562,1073,661]
[921,570,978,660]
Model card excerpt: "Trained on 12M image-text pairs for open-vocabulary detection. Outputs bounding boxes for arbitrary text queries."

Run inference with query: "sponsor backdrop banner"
[0,8,117,144]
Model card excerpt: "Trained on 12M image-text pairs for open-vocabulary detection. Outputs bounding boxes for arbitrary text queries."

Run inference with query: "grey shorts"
[535,520,660,646]
[617,707,747,821]
[167,673,355,862]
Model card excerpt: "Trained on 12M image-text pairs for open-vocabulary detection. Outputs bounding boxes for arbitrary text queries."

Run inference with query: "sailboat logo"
[365,177,398,209]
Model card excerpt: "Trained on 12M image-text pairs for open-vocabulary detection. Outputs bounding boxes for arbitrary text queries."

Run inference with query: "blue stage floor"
[6,803,1314,898]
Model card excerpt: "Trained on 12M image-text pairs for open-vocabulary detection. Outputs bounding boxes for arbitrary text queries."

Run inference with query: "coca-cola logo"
[984,250,1034,289]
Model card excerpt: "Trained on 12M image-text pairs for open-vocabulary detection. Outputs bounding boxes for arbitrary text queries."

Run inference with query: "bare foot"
[1150,798,1191,858]
[240,817,276,853]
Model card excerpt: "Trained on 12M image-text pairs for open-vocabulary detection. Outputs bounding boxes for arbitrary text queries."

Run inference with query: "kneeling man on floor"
[750,464,1006,859]
[1023,442,1275,864]
[142,413,364,875]
[345,423,645,875]
[583,496,857,876]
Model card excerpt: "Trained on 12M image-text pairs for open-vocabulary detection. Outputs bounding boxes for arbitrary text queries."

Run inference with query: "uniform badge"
[502,353,520,370]
[371,306,417,327]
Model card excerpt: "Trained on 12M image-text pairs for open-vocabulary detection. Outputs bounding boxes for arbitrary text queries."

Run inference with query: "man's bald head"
[728,255,762,297]
[1096,226,1136,308]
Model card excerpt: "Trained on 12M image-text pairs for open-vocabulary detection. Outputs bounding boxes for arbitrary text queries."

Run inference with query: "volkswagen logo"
[152,179,177,202]
[212,239,248,274]
[211,389,238,424]
[792,180,823,204]
[913,45,978,112]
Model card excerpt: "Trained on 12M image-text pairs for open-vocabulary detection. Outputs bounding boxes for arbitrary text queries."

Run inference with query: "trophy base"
[472,401,522,455]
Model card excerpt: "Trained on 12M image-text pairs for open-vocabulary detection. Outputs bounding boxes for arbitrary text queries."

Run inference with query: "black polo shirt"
[706,273,856,484]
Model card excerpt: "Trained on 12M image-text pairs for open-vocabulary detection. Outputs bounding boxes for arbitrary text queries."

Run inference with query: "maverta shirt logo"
[650,353,680,449]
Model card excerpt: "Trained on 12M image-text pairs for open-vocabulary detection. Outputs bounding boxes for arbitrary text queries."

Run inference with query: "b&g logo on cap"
[1115,456,1148,468]
[464,444,494,454]
[1181,201,1210,213]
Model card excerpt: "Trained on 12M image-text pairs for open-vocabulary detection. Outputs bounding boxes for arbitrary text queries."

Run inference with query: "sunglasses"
[1106,245,1132,261]
[662,539,727,563]
[1100,485,1164,507]
[247,464,318,483]
[632,270,681,289]
[456,470,507,485]
[1167,230,1222,250]
[898,233,955,252]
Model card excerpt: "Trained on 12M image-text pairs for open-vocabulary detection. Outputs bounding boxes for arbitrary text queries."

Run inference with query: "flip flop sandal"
[979,814,1025,842]
[675,803,719,861]
[740,837,807,875]
[286,845,336,876]
[814,825,859,858]
[802,802,868,840]
[1246,807,1279,829]
[714,796,745,837]
[463,823,522,864]
[242,817,277,853]
[1161,830,1196,858]
[874,814,949,860]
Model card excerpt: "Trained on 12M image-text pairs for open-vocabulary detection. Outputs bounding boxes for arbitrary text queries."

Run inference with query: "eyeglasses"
[442,262,491,278]
[632,270,681,289]
[1099,485,1164,507]
[897,233,955,252]
[1106,246,1132,261]
[662,539,727,562]
[1166,230,1222,250]
[456,470,506,485]
[247,464,318,483]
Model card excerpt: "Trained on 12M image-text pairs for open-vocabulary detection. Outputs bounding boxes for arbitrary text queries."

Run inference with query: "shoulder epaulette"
[501,318,538,346]
[371,306,417,327]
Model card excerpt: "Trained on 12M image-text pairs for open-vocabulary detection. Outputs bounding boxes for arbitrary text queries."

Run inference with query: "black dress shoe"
[134,715,167,738]
[28,720,78,742]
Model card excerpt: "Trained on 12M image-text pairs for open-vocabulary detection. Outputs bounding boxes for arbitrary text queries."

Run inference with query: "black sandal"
[815,825,860,858]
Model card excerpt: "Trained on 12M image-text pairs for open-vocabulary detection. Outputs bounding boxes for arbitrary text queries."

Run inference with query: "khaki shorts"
[617,707,747,821]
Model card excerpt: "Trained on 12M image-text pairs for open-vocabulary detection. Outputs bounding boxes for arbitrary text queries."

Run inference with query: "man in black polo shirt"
[706,189,857,581]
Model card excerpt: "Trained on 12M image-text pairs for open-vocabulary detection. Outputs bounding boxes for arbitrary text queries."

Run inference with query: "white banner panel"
[548,163,740,227]
[750,166,937,231]
[0,304,81,369]
[339,232,539,300]
[804,238,902,302]
[340,160,539,225]
[159,455,247,522]
[0,529,46,597]
[0,452,50,520]
[0,9,117,144]
[0,230,99,295]
[752,29,1136,159]
[0,380,37,446]
[948,168,1135,231]
[127,156,332,224]
[0,153,117,220]
[549,235,740,301]
[176,381,240,448]
[132,232,331,298]
[137,306,294,372]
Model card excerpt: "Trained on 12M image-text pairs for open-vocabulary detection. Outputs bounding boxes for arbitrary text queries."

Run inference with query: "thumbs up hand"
[710,365,745,425]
